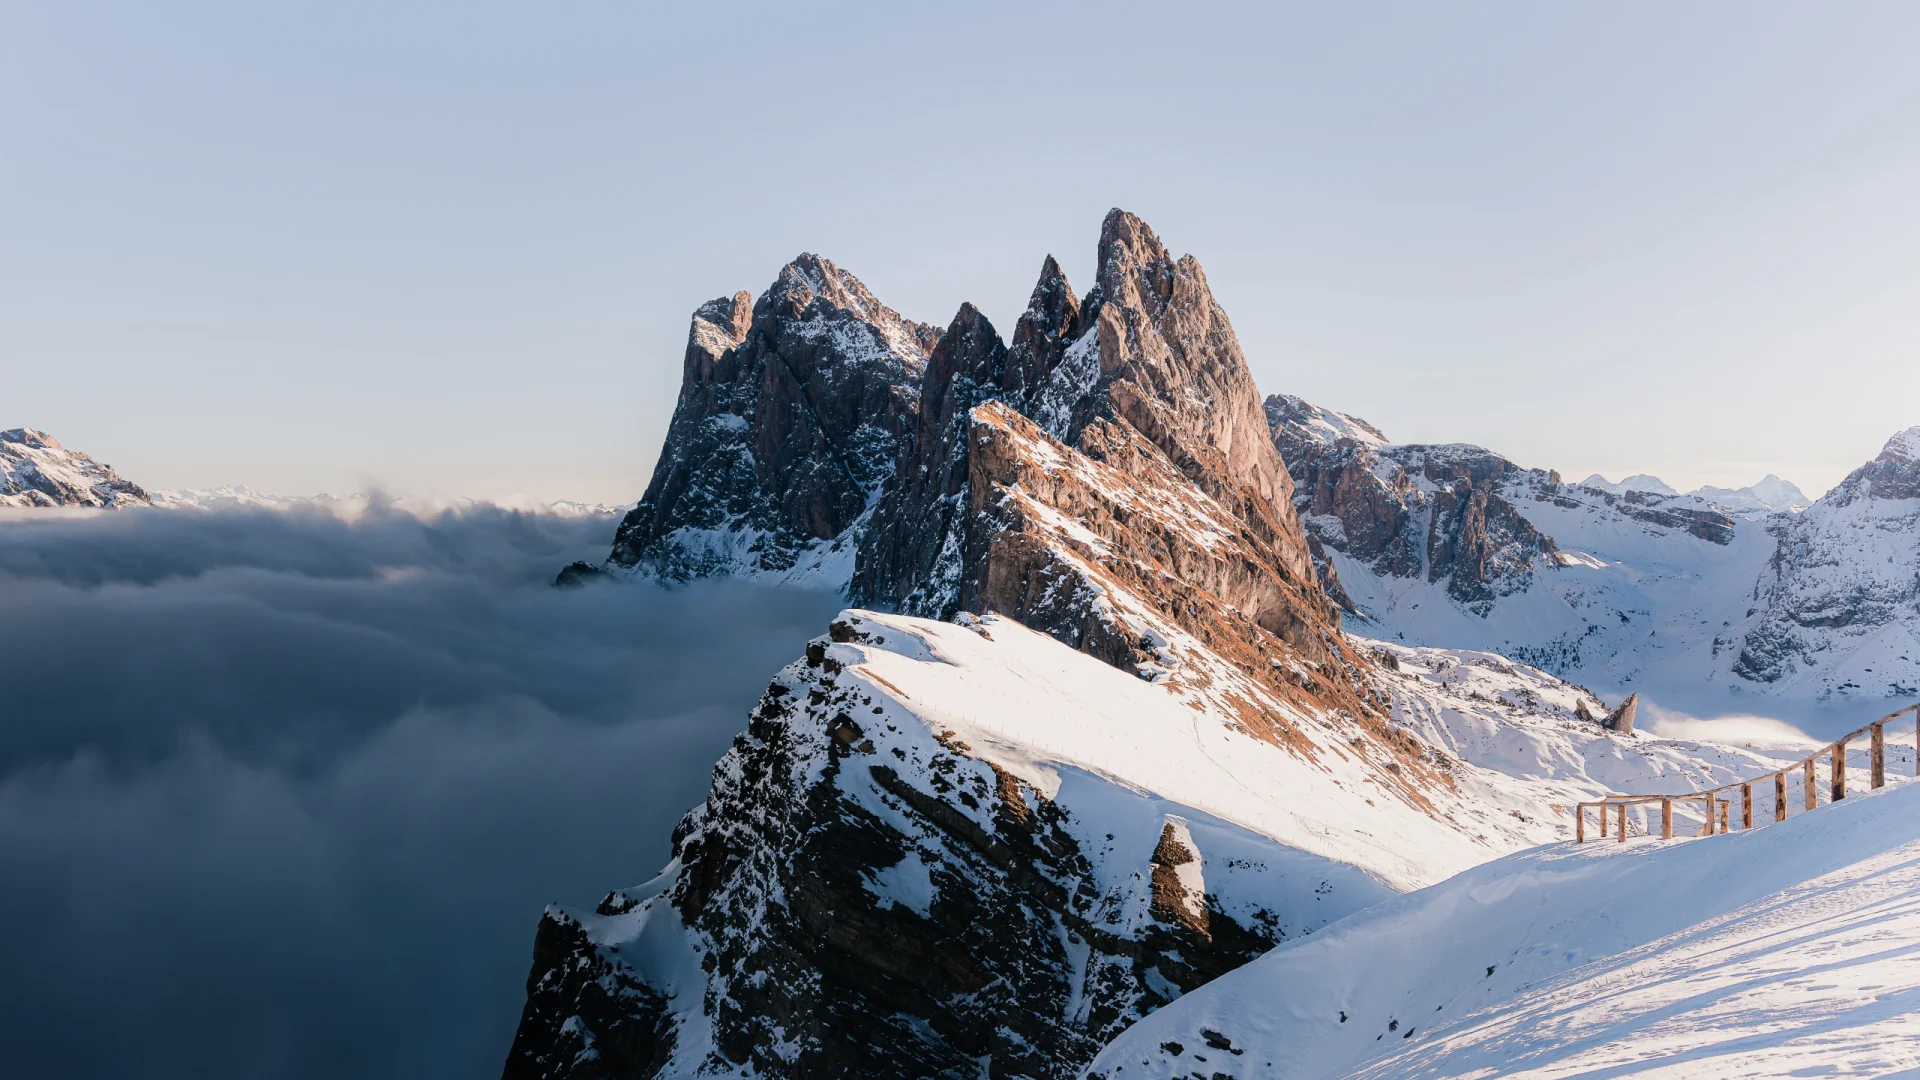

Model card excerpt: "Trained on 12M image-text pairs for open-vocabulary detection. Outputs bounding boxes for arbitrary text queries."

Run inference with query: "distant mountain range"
[1577,470,1808,513]
[0,446,625,517]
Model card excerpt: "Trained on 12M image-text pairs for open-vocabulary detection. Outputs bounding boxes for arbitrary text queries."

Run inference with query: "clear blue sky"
[4,2,1917,501]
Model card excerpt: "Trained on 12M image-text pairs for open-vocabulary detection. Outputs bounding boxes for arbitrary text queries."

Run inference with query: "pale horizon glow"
[3,3,1917,502]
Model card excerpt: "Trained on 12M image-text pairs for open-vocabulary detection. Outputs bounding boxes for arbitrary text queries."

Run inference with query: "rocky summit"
[606,255,940,585]
[0,427,151,508]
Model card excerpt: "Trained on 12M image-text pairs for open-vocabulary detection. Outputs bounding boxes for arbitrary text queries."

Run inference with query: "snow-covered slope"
[0,428,150,508]
[1089,769,1920,1080]
[504,609,1777,1079]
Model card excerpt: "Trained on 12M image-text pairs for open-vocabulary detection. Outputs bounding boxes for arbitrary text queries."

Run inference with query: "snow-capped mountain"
[605,259,938,587]
[1732,427,1920,698]
[1269,398,1773,695]
[1269,399,1919,705]
[1578,472,1679,498]
[0,427,151,508]
[1691,473,1809,514]
[506,211,1790,1080]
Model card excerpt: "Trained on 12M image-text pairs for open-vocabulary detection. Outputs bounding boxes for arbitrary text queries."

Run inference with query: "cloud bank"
[0,503,842,1078]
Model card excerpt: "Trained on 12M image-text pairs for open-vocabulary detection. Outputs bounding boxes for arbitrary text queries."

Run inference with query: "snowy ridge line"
[1577,701,1920,843]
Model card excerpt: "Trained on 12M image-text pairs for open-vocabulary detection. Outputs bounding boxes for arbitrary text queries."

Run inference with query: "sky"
[3,1,1917,501]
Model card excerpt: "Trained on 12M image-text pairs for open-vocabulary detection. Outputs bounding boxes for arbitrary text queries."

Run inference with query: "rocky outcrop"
[0,428,151,508]
[1604,692,1639,733]
[1733,428,1920,694]
[607,257,940,582]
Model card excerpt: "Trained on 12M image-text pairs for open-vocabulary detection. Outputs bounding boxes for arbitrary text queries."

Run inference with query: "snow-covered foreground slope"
[1088,769,1920,1080]
[505,608,1779,1078]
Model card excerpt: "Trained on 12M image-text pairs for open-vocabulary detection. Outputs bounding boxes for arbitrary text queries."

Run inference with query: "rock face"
[1273,406,1564,616]
[851,303,1009,617]
[1733,428,1920,695]
[607,257,940,583]
[1604,692,1639,733]
[0,428,151,508]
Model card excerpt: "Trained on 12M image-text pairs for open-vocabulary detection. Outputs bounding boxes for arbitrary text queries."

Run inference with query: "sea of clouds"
[0,502,842,1078]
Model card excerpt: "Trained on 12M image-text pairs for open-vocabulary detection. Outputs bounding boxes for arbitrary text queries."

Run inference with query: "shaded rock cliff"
[607,256,939,582]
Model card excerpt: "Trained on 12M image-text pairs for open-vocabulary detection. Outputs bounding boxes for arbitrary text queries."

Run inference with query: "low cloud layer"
[0,504,843,1078]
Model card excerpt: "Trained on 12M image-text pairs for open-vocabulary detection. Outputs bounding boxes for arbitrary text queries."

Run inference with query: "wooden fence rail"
[1575,703,1920,843]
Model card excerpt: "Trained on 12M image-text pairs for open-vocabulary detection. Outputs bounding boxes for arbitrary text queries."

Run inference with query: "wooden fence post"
[1805,757,1817,810]
[1832,741,1847,802]
[1872,723,1886,788]
[1703,793,1716,835]
[1742,783,1753,829]
[1719,800,1730,833]
[1661,797,1673,839]
[1617,803,1627,842]
[1576,805,1585,843]
[1598,802,1608,839]
[1774,772,1787,822]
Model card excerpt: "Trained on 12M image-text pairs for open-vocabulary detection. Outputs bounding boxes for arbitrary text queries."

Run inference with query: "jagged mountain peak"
[1053,209,1312,585]
[761,251,944,361]
[1,427,61,450]
[1825,425,1920,506]
[1263,393,1389,466]
[607,251,937,581]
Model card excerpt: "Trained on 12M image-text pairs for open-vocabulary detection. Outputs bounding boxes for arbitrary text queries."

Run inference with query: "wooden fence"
[1575,703,1920,843]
